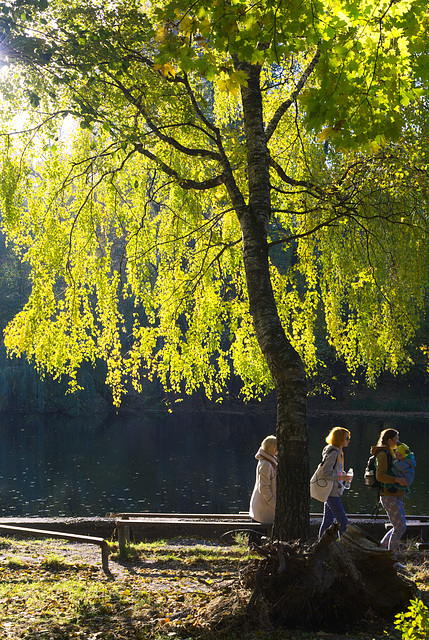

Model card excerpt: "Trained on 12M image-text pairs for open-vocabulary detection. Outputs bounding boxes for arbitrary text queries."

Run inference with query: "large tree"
[1,0,429,539]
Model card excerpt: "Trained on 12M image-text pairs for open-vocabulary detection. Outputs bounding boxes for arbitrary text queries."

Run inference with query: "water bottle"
[344,468,353,489]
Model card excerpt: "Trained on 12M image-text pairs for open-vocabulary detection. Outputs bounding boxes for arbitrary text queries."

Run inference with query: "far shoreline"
[308,408,429,418]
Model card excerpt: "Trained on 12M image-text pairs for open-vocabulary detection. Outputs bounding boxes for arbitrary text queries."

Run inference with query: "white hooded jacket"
[249,448,277,524]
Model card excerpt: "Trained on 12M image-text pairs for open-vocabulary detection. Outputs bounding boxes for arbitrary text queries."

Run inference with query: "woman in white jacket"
[249,435,277,524]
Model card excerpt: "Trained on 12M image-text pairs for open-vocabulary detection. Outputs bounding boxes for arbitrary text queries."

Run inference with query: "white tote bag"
[310,466,334,502]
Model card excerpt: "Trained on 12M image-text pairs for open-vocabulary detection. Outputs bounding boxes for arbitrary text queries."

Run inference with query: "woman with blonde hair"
[371,428,408,558]
[249,435,277,524]
[317,426,353,538]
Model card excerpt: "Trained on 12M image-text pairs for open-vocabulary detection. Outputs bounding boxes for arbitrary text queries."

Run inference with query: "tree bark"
[237,62,309,541]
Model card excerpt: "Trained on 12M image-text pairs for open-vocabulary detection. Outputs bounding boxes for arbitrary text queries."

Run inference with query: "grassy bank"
[0,535,428,639]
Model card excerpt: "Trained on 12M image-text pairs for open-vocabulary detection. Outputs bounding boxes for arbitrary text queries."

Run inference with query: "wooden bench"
[0,524,110,571]
[108,511,396,553]
[109,513,272,553]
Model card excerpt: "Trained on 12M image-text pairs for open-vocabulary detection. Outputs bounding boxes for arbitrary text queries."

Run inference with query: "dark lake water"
[0,411,427,517]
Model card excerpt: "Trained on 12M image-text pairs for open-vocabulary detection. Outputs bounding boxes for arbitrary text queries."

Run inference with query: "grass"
[112,539,257,564]
[0,559,141,639]
[0,535,257,640]
[3,556,29,569]
[0,535,428,640]
[40,553,79,571]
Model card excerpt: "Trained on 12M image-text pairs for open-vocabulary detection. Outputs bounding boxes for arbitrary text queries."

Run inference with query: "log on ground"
[241,523,417,630]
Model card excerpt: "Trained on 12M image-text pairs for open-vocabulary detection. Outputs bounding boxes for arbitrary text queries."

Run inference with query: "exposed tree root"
[194,524,417,634]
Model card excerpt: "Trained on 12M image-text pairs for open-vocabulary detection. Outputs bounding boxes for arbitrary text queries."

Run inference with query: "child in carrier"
[385,443,416,495]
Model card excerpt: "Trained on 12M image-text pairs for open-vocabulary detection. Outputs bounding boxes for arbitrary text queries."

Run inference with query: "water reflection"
[0,411,427,517]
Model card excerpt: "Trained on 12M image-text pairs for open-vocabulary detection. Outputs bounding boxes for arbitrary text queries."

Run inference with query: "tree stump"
[242,524,417,629]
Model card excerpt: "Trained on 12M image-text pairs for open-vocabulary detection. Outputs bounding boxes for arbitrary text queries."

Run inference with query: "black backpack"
[364,451,392,490]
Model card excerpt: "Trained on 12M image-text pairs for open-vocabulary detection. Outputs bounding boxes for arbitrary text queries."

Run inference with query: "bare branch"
[181,72,220,135]
[137,100,221,160]
[0,110,70,138]
[270,157,322,196]
[98,66,222,161]
[268,213,344,248]
[265,48,320,143]
[134,144,224,190]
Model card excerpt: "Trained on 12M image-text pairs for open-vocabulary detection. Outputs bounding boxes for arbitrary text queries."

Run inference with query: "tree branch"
[268,213,344,248]
[134,144,224,190]
[137,99,221,160]
[181,72,220,135]
[265,48,320,143]
[99,65,222,161]
[270,157,322,196]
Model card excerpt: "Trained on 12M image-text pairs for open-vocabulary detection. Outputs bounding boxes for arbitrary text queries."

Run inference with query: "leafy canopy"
[0,0,429,404]
[150,0,429,146]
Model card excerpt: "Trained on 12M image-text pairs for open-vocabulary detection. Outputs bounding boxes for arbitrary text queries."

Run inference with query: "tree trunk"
[238,62,309,541]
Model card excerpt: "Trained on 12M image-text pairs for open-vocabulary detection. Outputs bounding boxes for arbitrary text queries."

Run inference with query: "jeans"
[319,495,348,537]
[380,496,407,552]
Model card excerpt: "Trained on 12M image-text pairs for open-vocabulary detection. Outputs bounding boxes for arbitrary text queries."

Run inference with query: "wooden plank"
[108,511,393,521]
[115,518,270,526]
[108,512,255,520]
[0,524,110,571]
[384,522,429,529]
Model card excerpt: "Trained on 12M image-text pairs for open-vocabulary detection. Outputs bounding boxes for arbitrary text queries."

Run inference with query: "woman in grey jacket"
[249,435,277,524]
[318,426,353,538]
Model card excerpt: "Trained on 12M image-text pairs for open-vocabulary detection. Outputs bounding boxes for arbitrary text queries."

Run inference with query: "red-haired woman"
[318,426,353,538]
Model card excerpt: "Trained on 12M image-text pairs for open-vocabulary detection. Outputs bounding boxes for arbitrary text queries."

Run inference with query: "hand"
[339,473,353,482]
[397,477,408,487]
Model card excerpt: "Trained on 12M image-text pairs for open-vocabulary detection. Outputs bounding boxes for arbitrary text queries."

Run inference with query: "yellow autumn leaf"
[179,15,193,34]
[162,62,176,77]
[155,26,167,42]
[154,62,176,78]
[215,74,241,96]
[216,78,228,92]
[226,79,240,96]
[369,140,380,154]
[317,127,332,142]
[229,70,248,88]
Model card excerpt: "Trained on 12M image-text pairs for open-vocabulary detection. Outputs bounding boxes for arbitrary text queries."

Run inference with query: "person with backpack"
[370,428,409,556]
[316,426,353,538]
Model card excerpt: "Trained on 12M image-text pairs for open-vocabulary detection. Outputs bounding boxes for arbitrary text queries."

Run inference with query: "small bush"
[0,537,13,550]
[4,557,28,569]
[231,531,250,548]
[395,598,429,639]
[41,554,70,571]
